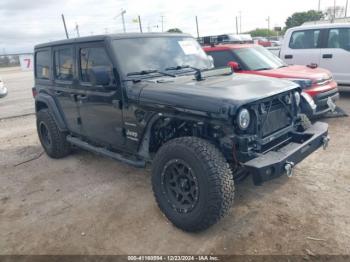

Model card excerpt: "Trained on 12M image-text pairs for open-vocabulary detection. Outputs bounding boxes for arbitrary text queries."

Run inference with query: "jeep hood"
[138,73,299,116]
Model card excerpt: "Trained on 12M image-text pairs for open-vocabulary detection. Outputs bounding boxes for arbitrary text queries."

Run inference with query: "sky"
[0,0,348,54]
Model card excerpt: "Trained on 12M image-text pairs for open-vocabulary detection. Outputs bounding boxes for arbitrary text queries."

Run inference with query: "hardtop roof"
[35,32,192,49]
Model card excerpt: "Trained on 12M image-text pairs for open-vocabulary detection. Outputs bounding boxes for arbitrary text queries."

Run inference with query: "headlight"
[284,78,313,89]
[237,108,250,130]
[301,92,317,111]
[294,91,301,106]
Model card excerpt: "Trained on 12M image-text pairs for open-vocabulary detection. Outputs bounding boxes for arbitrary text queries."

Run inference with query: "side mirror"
[88,66,111,86]
[0,87,8,98]
[227,61,241,72]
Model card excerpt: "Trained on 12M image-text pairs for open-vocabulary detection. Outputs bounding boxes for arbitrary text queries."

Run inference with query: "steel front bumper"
[244,122,329,185]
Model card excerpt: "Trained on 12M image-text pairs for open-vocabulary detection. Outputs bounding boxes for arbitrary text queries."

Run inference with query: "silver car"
[0,76,8,98]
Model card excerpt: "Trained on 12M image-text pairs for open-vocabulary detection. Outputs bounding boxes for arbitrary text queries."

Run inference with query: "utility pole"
[61,14,69,39]
[115,9,127,33]
[236,16,239,34]
[138,15,143,33]
[334,0,336,20]
[121,9,126,33]
[239,11,242,33]
[267,16,270,31]
[345,0,348,17]
[318,0,321,11]
[75,23,80,37]
[161,15,164,32]
[195,16,200,38]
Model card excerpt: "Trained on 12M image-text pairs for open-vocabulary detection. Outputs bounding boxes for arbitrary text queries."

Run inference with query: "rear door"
[75,42,125,149]
[319,27,350,84]
[52,45,81,135]
[281,29,322,66]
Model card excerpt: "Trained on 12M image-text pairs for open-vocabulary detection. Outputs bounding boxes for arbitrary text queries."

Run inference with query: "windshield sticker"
[178,40,199,55]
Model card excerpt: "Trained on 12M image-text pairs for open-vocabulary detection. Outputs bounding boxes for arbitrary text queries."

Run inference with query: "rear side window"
[289,30,320,49]
[54,48,74,81]
[207,50,236,68]
[327,28,350,51]
[35,50,50,80]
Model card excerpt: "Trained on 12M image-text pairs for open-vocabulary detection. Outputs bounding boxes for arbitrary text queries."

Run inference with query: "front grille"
[259,97,292,137]
[261,107,290,137]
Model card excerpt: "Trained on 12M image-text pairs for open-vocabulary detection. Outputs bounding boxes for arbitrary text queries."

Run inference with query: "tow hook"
[322,136,330,150]
[284,161,295,178]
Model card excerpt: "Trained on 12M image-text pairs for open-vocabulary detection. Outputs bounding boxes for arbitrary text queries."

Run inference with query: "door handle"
[77,94,88,101]
[285,55,293,59]
[322,54,333,59]
[55,91,63,95]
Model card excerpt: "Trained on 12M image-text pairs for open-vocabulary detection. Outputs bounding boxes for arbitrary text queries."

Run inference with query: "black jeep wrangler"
[33,33,329,232]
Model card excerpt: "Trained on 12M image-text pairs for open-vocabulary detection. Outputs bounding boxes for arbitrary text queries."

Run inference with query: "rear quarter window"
[35,50,51,80]
[289,29,321,49]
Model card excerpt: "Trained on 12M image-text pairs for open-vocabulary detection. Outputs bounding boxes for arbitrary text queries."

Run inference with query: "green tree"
[285,10,324,30]
[248,28,278,37]
[167,28,183,33]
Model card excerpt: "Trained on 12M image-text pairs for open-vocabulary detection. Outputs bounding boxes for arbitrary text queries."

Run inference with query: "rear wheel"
[152,137,235,232]
[36,109,71,158]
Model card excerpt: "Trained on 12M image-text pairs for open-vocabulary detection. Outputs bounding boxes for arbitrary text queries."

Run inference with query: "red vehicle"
[252,37,272,47]
[204,44,339,117]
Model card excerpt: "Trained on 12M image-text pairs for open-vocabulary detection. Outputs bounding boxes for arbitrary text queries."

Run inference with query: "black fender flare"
[35,93,68,131]
[136,111,228,160]
[137,113,162,160]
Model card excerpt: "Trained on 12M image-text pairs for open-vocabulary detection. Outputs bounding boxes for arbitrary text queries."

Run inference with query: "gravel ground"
[0,68,350,255]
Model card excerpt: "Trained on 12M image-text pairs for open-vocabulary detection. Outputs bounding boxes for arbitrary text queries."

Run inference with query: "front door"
[75,42,125,149]
[281,29,321,66]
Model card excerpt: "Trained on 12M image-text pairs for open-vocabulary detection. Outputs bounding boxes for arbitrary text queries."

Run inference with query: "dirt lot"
[1,68,350,255]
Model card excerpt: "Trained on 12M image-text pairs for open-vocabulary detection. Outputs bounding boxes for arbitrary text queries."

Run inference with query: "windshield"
[233,46,286,71]
[112,36,212,77]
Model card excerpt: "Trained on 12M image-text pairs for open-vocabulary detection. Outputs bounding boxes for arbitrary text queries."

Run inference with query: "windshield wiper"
[126,69,175,77]
[165,65,204,81]
[255,67,273,71]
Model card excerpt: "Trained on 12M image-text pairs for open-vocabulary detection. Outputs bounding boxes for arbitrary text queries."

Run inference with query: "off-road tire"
[36,109,71,158]
[299,113,312,131]
[152,137,235,232]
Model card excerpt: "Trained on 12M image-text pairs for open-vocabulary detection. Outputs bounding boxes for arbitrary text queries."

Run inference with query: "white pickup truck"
[271,23,350,85]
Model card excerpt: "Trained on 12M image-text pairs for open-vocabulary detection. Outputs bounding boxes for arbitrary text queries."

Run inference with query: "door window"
[289,30,321,49]
[35,50,50,79]
[54,48,74,81]
[207,50,236,68]
[327,28,350,51]
[79,47,113,83]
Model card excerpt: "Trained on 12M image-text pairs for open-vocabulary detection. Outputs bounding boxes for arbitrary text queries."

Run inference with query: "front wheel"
[152,137,235,232]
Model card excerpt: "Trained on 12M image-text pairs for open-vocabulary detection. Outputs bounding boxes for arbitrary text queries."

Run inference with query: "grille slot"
[260,98,292,137]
